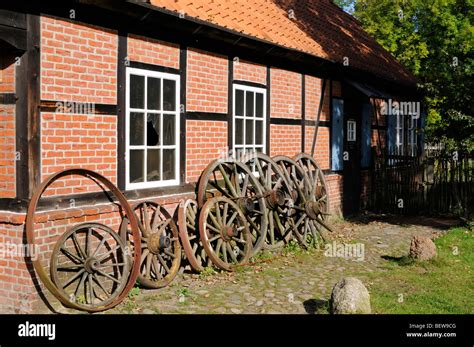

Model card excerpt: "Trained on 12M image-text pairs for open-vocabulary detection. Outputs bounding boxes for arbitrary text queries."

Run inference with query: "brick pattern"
[233,60,266,85]
[128,34,180,69]
[270,124,301,157]
[304,125,330,170]
[187,48,228,113]
[326,174,343,213]
[41,112,117,196]
[270,68,302,119]
[0,222,35,313]
[0,104,16,198]
[186,120,228,183]
[305,75,330,121]
[0,57,15,93]
[41,16,117,104]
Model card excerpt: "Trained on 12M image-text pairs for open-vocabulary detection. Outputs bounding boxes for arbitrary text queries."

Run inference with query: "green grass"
[198,266,218,279]
[367,227,474,314]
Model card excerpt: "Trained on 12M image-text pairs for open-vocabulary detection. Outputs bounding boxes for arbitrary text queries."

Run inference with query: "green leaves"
[333,0,473,152]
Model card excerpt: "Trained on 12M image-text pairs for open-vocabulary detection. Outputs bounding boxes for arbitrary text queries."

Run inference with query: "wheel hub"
[148,233,171,254]
[221,226,237,241]
[305,201,321,220]
[84,257,100,274]
[266,189,286,209]
[238,197,254,214]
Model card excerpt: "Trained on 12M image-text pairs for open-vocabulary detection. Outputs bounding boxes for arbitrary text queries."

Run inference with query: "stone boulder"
[330,277,371,314]
[409,236,437,261]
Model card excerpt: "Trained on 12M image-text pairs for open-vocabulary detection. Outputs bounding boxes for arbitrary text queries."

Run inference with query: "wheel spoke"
[62,269,85,289]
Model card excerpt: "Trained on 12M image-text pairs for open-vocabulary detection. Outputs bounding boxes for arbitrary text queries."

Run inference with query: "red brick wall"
[0,221,35,313]
[128,34,180,69]
[233,60,266,85]
[187,48,228,113]
[41,16,117,104]
[326,174,343,213]
[0,57,15,93]
[186,120,228,183]
[304,126,330,170]
[305,75,330,121]
[0,105,15,198]
[0,56,16,198]
[270,68,302,119]
[270,124,301,157]
[41,112,117,196]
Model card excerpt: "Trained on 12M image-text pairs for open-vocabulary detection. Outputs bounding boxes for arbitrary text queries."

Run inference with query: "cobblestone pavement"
[102,216,456,314]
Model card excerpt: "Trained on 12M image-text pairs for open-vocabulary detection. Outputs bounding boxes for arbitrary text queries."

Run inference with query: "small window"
[126,68,180,189]
[347,120,356,142]
[233,84,266,158]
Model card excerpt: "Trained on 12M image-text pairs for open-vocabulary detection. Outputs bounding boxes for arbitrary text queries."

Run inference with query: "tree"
[333,0,474,152]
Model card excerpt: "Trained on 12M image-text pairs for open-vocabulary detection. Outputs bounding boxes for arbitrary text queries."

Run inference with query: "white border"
[232,84,267,156]
[125,67,180,190]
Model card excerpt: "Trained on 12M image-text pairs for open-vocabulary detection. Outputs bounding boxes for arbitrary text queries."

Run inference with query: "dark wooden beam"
[15,13,40,200]
[186,112,228,122]
[0,9,26,29]
[0,93,16,104]
[301,74,305,153]
[266,65,271,154]
[26,13,40,197]
[179,44,187,184]
[39,100,117,114]
[117,31,127,190]
[227,56,233,153]
[0,24,26,51]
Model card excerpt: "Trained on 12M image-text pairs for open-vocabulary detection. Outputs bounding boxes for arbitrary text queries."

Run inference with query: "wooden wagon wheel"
[120,201,181,289]
[242,152,297,250]
[199,196,252,271]
[294,153,333,233]
[177,199,211,273]
[50,223,130,310]
[25,168,141,313]
[197,158,268,256]
[273,156,325,248]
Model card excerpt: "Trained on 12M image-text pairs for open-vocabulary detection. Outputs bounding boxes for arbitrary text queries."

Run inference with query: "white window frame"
[232,84,267,157]
[125,67,180,190]
[395,113,404,154]
[347,120,356,142]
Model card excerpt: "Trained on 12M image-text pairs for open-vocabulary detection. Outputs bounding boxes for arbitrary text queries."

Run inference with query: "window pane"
[255,120,263,145]
[163,79,176,111]
[163,114,176,146]
[147,149,160,182]
[246,91,254,117]
[130,150,144,183]
[130,75,145,109]
[245,120,254,145]
[235,89,244,116]
[235,147,244,160]
[146,113,160,146]
[147,77,161,110]
[256,93,264,118]
[235,119,244,145]
[163,149,175,180]
[130,112,144,146]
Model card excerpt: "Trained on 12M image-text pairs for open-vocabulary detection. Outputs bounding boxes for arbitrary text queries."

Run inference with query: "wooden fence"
[369,149,473,217]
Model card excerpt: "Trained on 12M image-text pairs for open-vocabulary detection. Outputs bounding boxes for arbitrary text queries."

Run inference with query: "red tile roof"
[149,0,417,86]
